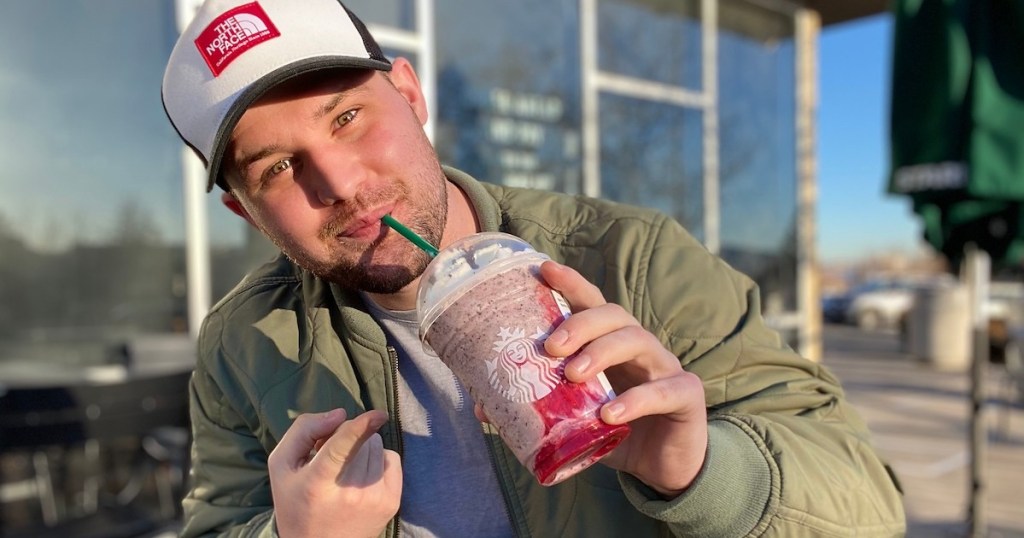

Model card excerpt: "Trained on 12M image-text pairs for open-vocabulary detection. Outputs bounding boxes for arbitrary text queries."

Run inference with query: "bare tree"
[110,198,162,246]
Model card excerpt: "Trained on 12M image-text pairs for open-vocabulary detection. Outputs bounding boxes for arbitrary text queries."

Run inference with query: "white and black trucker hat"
[162,0,392,192]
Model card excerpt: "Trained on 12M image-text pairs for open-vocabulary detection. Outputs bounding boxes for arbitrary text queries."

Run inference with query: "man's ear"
[388,57,429,125]
[221,191,258,229]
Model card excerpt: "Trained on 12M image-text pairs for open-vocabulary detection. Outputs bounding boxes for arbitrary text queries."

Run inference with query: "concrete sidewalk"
[822,324,1024,537]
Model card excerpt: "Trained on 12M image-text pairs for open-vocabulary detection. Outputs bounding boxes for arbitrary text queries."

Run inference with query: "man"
[162,1,906,536]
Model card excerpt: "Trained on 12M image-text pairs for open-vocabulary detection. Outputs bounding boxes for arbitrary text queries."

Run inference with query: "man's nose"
[303,144,366,206]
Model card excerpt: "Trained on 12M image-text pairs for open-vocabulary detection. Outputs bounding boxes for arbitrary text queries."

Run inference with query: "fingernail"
[548,329,568,347]
[604,402,625,421]
[571,354,591,375]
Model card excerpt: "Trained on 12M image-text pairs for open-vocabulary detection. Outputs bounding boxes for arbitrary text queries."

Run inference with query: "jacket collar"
[441,165,502,233]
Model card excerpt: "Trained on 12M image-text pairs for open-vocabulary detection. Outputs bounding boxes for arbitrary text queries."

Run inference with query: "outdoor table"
[0,359,192,537]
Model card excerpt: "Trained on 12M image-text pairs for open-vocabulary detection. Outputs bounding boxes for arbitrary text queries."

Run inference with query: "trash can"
[906,282,971,371]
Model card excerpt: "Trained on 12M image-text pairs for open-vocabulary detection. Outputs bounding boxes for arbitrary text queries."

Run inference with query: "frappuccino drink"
[417,233,630,485]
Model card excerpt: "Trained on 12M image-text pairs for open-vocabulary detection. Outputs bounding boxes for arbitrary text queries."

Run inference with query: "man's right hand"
[269,409,402,538]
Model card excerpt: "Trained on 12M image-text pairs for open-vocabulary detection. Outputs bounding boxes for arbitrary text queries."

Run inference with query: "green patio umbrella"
[887,1,1024,534]
[888,0,1024,270]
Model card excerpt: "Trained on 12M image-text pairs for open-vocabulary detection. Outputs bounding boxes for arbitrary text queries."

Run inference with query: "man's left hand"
[539,260,708,498]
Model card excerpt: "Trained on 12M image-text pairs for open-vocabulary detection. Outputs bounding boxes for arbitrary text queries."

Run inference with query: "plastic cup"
[417,232,630,486]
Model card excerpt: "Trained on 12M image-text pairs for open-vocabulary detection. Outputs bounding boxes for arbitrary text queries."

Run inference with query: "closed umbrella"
[888,0,1024,270]
[887,1,1024,535]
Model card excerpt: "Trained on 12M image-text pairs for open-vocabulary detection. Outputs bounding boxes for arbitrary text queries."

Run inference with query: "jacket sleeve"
[615,213,906,537]
[179,337,279,538]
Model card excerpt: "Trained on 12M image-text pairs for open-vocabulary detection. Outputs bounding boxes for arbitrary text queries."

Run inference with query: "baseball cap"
[162,0,392,192]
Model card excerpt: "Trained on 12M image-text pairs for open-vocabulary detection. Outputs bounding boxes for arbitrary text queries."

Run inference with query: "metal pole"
[794,8,820,362]
[175,0,212,340]
[579,0,600,198]
[701,0,719,256]
[965,243,989,537]
[183,149,211,340]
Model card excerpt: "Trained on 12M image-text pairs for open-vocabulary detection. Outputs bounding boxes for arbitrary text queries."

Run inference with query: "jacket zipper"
[482,423,525,537]
[386,345,403,538]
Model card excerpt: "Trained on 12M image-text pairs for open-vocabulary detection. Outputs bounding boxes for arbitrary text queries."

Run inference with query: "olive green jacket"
[181,167,906,537]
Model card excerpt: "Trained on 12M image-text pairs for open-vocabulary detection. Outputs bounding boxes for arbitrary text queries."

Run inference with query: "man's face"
[224,60,447,294]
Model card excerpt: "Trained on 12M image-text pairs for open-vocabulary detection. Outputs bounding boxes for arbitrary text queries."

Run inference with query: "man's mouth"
[334,205,394,240]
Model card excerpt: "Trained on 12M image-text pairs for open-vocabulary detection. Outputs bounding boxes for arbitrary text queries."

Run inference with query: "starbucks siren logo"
[487,326,562,403]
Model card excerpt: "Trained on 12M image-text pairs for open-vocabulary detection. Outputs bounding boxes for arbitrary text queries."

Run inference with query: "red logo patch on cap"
[194,2,281,77]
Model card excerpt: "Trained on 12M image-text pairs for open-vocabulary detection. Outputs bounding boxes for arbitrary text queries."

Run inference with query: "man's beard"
[269,177,447,294]
[300,231,434,294]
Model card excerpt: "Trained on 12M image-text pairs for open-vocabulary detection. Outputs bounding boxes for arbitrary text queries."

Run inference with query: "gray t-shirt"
[363,296,514,537]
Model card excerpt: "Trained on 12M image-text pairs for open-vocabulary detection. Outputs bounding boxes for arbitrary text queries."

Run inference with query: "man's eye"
[268,159,292,176]
[334,109,357,128]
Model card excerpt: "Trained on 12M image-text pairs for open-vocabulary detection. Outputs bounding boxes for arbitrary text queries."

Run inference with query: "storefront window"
[599,95,705,235]
[433,0,583,193]
[592,0,706,240]
[0,0,187,364]
[598,0,703,90]
[718,2,798,314]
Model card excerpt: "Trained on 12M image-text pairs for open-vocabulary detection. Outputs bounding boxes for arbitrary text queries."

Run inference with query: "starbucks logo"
[486,326,562,403]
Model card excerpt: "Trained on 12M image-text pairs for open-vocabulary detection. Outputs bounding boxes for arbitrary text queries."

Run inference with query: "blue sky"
[817,14,926,264]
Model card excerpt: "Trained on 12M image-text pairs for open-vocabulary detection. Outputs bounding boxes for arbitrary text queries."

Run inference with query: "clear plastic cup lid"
[416,232,549,339]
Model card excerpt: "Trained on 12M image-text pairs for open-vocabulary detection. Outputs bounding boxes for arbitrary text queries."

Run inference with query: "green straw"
[381,214,439,257]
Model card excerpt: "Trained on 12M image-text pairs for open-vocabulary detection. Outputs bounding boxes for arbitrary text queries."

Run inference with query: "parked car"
[846,280,916,331]
[826,277,1024,344]
[822,279,916,331]
[821,292,853,324]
